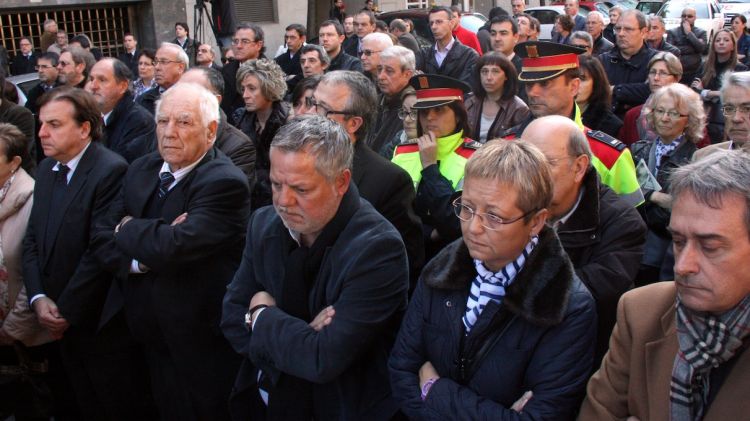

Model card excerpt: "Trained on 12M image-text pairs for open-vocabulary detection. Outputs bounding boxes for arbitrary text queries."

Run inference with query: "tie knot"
[158,172,175,198]
[56,163,70,184]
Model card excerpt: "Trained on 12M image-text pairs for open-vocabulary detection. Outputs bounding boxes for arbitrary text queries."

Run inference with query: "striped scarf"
[463,236,538,334]
[670,294,750,420]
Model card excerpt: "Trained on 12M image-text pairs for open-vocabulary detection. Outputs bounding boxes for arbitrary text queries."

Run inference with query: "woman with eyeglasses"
[132,48,157,102]
[731,15,750,64]
[391,74,478,254]
[576,55,622,138]
[389,140,596,420]
[465,53,529,143]
[691,29,748,143]
[232,58,288,210]
[619,52,683,146]
[288,75,322,119]
[631,83,705,284]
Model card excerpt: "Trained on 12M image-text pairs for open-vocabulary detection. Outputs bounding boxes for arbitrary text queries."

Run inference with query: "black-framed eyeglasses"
[232,38,257,45]
[309,98,356,118]
[452,198,535,231]
[398,108,417,120]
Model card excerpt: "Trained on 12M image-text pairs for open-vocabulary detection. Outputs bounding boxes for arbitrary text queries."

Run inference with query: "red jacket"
[453,26,482,56]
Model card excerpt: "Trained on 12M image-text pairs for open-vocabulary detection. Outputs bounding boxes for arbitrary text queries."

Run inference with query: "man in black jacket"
[137,43,188,115]
[221,115,408,420]
[86,58,155,162]
[597,9,655,117]
[181,67,256,191]
[10,37,37,76]
[319,20,363,73]
[275,24,305,93]
[370,46,415,153]
[311,70,424,288]
[666,6,707,83]
[117,33,140,79]
[587,12,614,56]
[523,115,646,364]
[417,6,478,86]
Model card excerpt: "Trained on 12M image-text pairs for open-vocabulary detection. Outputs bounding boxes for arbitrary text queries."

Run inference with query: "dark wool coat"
[389,227,597,420]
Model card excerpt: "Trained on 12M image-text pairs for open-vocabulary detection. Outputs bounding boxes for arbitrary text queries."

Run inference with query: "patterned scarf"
[654,136,682,175]
[463,236,538,334]
[670,294,750,420]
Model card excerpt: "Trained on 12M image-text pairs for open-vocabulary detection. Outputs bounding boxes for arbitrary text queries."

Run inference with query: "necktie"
[158,172,175,198]
[57,164,70,185]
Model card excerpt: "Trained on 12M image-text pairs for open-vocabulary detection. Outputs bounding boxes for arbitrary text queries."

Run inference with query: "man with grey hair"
[389,18,420,56]
[137,42,188,115]
[580,150,750,420]
[360,32,393,81]
[571,31,594,55]
[523,115,646,365]
[86,58,155,162]
[96,82,250,419]
[586,11,613,55]
[221,114,408,419]
[180,67,257,190]
[647,15,681,57]
[57,45,94,88]
[310,70,423,289]
[667,5,707,83]
[371,45,415,152]
[695,71,750,160]
[299,44,330,78]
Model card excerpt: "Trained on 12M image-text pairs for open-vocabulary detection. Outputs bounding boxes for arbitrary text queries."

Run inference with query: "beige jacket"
[0,169,53,346]
[579,282,750,421]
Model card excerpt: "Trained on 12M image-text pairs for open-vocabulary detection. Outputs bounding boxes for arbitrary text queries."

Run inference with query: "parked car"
[525,6,590,40]
[378,9,487,48]
[6,72,39,107]
[657,0,725,41]
[637,0,666,14]
[720,0,750,27]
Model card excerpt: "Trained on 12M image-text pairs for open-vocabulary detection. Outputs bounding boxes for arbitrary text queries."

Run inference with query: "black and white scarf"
[670,294,750,420]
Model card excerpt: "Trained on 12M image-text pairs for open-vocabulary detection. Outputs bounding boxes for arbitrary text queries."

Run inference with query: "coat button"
[446,300,452,307]
[590,234,596,239]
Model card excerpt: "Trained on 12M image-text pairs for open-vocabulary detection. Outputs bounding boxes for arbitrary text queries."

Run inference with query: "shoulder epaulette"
[586,129,626,152]
[460,139,482,150]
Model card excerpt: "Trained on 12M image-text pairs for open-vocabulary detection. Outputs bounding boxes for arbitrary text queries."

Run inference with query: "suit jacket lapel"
[43,143,98,267]
[129,155,161,217]
[644,302,677,421]
[37,164,55,259]
[160,148,216,220]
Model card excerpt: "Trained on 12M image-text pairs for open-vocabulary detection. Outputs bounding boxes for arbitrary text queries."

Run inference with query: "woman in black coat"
[576,55,622,138]
[389,141,596,420]
[231,58,289,210]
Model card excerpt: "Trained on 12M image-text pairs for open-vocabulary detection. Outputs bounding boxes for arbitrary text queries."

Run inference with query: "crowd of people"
[0,1,749,419]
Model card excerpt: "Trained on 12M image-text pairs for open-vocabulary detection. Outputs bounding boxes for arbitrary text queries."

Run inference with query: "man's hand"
[115,215,134,234]
[511,391,533,412]
[171,212,188,226]
[418,361,440,388]
[249,291,276,309]
[309,306,335,331]
[417,131,439,169]
[682,20,692,34]
[32,297,69,338]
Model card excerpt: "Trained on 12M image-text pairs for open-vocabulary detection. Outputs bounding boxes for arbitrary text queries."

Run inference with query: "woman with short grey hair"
[631,83,706,284]
[231,58,289,210]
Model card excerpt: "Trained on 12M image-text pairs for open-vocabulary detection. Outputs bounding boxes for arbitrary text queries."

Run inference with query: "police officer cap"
[408,74,471,109]
[514,41,586,82]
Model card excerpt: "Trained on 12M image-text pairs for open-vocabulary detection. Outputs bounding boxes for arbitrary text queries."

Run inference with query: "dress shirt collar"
[53,141,92,183]
[159,152,207,190]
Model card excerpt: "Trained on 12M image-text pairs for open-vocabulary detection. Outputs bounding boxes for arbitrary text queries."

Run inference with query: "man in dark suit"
[196,43,222,71]
[417,6,478,86]
[117,32,140,79]
[97,82,251,420]
[23,88,153,419]
[389,19,420,56]
[311,70,424,288]
[275,24,305,93]
[137,42,188,115]
[86,58,155,162]
[221,115,408,419]
[10,37,37,76]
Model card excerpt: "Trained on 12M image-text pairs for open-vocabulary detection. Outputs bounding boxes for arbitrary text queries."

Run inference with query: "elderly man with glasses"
[136,42,188,115]
[695,71,750,160]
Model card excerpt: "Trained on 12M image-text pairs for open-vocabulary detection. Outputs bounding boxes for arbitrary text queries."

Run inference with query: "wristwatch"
[244,304,269,330]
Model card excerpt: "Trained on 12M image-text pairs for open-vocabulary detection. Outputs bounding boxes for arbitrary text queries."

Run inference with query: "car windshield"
[721,0,750,3]
[460,14,488,32]
[659,2,710,17]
